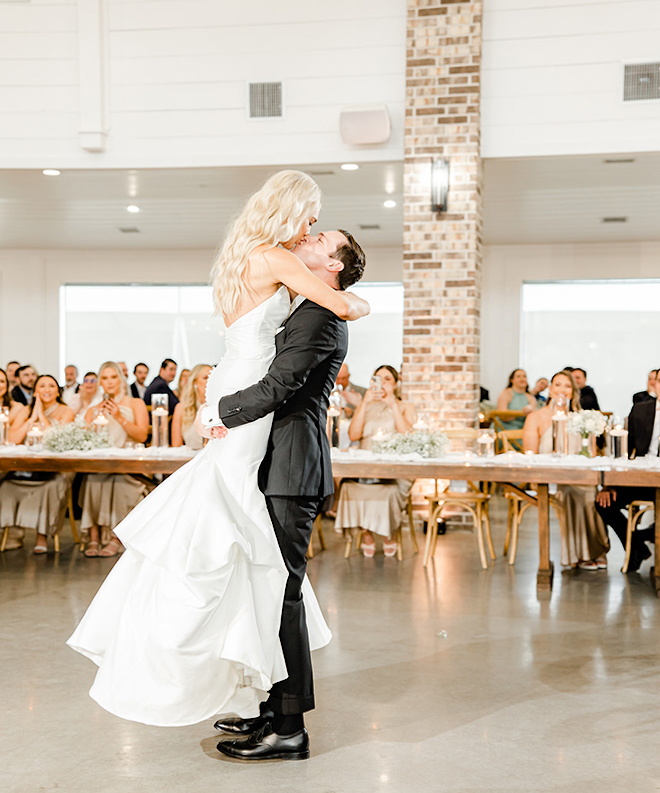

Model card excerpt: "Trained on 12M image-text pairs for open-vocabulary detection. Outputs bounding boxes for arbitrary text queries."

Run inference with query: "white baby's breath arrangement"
[43,416,110,453]
[566,410,607,439]
[372,430,449,459]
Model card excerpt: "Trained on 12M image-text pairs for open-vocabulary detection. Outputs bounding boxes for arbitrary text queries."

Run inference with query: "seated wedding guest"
[80,361,150,558]
[570,367,600,410]
[62,364,80,404]
[68,371,102,416]
[173,368,190,400]
[130,362,149,400]
[6,361,20,390]
[334,365,417,557]
[144,358,179,414]
[596,368,660,572]
[496,369,537,429]
[11,364,37,406]
[1,375,75,553]
[0,367,23,421]
[118,361,129,379]
[530,377,549,405]
[524,370,609,571]
[172,364,211,450]
[632,369,657,405]
[335,362,365,419]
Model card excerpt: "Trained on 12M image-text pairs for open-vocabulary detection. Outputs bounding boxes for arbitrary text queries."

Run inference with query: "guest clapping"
[1,375,75,553]
[496,369,537,429]
[172,364,211,450]
[80,362,150,558]
[0,368,22,423]
[335,365,417,557]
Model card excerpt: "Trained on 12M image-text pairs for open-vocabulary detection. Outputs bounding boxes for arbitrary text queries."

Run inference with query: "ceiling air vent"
[623,63,660,101]
[249,82,283,118]
[602,217,628,224]
[119,227,140,233]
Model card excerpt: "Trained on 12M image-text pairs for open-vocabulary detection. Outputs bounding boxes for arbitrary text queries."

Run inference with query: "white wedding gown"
[67,286,331,727]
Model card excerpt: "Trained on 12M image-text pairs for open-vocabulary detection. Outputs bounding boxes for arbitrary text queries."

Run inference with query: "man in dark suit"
[205,230,366,761]
[11,365,37,405]
[570,368,600,410]
[596,368,659,571]
[632,369,657,405]
[143,359,178,413]
[130,363,149,400]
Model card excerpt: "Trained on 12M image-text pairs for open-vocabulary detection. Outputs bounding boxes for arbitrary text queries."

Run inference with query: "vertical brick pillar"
[402,0,483,427]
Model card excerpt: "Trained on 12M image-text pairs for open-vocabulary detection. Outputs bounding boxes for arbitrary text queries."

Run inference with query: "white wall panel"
[482,0,660,157]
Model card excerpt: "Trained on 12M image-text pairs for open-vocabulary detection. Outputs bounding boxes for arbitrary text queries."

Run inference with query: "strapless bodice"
[223,287,290,361]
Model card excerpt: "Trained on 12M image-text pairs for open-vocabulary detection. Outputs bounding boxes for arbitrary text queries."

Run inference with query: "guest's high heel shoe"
[361,534,376,558]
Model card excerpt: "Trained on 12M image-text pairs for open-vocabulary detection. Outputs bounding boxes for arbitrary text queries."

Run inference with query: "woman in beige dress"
[1,375,75,553]
[523,370,609,570]
[334,365,417,557]
[81,361,150,558]
[172,364,212,450]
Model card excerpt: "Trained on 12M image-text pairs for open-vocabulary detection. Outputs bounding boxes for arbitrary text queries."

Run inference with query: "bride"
[67,170,369,727]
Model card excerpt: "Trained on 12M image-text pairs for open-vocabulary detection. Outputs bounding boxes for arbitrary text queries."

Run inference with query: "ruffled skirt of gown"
[67,410,331,727]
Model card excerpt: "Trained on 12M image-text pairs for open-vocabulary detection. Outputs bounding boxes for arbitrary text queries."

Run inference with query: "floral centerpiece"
[43,416,110,453]
[566,410,607,458]
[371,429,449,459]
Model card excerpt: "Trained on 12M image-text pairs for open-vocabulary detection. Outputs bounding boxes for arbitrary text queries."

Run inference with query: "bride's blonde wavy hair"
[211,170,322,317]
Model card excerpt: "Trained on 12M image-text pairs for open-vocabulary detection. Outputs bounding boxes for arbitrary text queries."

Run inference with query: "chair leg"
[483,504,495,561]
[407,500,419,554]
[343,530,353,559]
[316,515,326,551]
[307,536,314,558]
[396,524,404,561]
[0,526,9,552]
[53,534,60,553]
[503,498,513,556]
[621,507,634,574]
[508,502,527,566]
[67,486,80,545]
[475,503,488,570]
[423,506,440,566]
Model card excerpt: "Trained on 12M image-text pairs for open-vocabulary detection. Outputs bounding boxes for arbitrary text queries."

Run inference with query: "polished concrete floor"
[2,499,660,793]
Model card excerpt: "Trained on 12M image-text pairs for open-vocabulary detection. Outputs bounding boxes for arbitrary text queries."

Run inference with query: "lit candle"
[152,407,168,417]
[93,413,110,427]
[26,425,43,447]
[476,432,495,457]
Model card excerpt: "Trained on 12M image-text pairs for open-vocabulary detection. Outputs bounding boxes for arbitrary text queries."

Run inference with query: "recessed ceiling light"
[383,200,397,208]
[42,169,60,176]
[126,205,140,213]
[341,163,359,171]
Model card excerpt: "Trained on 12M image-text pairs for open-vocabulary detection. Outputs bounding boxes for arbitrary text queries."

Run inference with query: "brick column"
[402,0,483,428]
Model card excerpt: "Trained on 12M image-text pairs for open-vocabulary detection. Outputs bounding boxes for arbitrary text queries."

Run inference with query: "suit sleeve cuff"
[200,404,224,428]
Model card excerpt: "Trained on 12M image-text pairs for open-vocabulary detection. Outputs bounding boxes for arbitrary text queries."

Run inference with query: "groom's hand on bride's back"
[210,426,228,440]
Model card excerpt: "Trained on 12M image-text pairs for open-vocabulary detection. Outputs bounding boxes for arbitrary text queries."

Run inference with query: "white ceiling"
[483,152,660,245]
[0,162,403,250]
[1,153,659,250]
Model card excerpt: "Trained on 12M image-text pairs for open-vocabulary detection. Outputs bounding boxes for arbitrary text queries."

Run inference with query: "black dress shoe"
[213,713,272,735]
[627,544,652,573]
[217,722,309,761]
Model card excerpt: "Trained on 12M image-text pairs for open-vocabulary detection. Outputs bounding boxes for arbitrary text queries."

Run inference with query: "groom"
[202,229,366,760]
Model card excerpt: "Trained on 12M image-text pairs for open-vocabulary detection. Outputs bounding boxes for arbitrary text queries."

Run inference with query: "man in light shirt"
[131,363,149,400]
[596,368,660,571]
[334,362,365,419]
[62,365,80,404]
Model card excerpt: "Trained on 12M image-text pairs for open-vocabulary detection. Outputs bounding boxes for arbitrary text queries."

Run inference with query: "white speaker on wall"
[339,104,391,145]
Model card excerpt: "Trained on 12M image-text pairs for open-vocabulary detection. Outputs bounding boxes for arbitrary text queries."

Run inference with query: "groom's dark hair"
[332,230,366,291]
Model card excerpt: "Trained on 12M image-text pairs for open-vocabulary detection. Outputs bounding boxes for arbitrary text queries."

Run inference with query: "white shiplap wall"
[0,0,406,169]
[481,0,660,157]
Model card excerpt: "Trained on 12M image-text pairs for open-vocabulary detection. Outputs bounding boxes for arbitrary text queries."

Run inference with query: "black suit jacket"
[579,385,600,411]
[218,300,348,498]
[632,390,656,405]
[11,385,29,406]
[130,383,146,400]
[627,399,657,458]
[143,376,179,414]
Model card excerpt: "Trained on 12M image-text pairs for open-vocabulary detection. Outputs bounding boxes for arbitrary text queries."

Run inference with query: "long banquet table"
[0,447,658,596]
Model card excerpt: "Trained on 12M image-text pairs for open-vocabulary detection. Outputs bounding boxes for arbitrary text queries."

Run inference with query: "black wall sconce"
[431,159,450,213]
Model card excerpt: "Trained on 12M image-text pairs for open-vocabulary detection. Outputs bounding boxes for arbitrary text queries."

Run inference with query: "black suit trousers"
[265,495,323,715]
[595,486,655,558]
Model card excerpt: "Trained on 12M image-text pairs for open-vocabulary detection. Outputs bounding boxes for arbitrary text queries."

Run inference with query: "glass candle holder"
[552,411,568,455]
[476,427,495,457]
[151,394,169,448]
[608,426,628,459]
[26,424,44,449]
